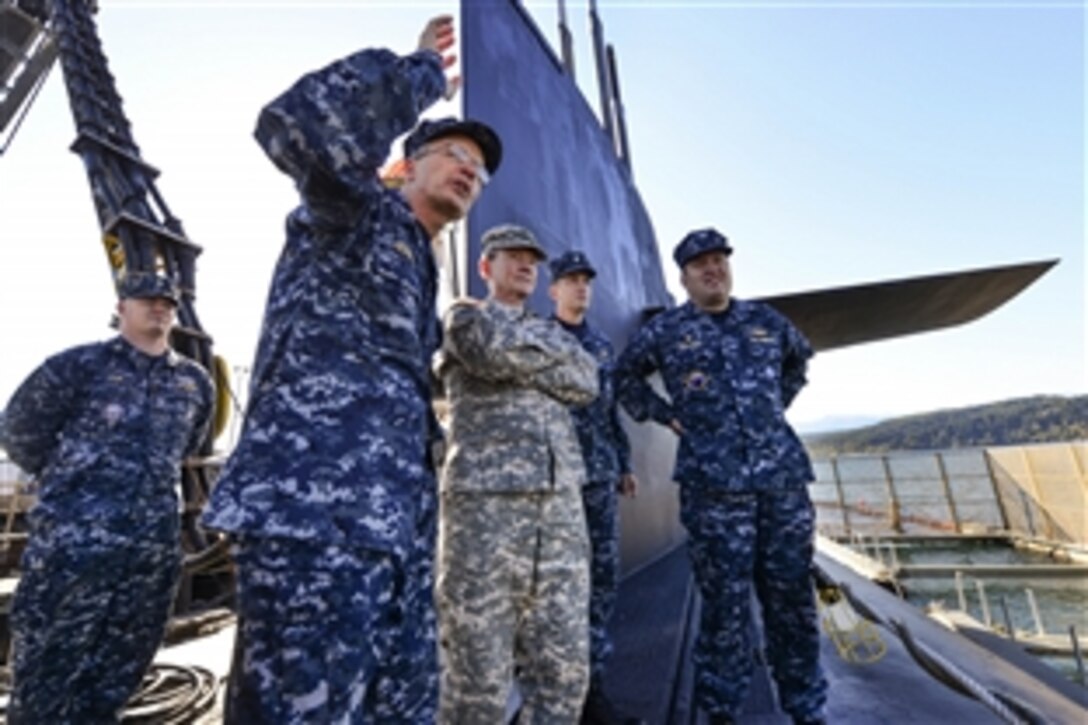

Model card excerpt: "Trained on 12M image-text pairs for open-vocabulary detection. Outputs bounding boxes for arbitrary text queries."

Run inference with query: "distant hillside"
[804,395,1087,455]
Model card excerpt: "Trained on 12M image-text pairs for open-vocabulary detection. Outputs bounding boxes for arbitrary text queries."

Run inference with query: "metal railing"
[811,441,1088,548]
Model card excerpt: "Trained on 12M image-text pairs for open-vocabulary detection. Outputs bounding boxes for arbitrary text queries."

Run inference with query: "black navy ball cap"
[403,117,502,175]
[117,272,180,305]
[673,228,733,268]
[549,250,596,280]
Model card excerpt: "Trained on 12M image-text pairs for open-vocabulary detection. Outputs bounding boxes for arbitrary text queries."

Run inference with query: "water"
[876,540,1088,682]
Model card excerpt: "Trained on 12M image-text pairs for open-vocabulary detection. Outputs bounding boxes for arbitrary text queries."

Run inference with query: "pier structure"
[811,440,1088,555]
[810,441,1088,685]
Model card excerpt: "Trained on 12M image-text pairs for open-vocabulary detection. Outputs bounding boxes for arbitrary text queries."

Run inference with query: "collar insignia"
[393,240,414,262]
[683,370,710,391]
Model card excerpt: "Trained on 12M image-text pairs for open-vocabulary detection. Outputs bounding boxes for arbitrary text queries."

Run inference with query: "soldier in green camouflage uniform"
[436,225,598,724]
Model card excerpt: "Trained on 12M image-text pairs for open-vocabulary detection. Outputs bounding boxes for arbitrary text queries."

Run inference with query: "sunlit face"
[404,134,487,224]
[481,248,541,305]
[549,271,594,319]
[680,251,732,311]
[117,296,176,342]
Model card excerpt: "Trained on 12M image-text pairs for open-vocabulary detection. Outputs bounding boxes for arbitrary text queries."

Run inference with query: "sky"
[0,0,1083,435]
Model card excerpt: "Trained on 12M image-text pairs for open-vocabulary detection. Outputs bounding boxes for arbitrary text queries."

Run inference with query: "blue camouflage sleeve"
[1,350,86,476]
[612,398,633,475]
[606,344,633,473]
[183,367,216,458]
[615,324,675,427]
[254,47,445,227]
[780,320,813,409]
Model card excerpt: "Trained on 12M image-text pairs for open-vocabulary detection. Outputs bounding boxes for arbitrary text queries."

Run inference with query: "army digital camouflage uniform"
[2,335,213,724]
[554,315,632,682]
[616,298,828,723]
[437,298,598,724]
[201,46,448,722]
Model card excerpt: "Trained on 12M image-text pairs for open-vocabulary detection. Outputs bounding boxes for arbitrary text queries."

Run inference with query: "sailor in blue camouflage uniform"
[200,15,502,723]
[548,250,642,725]
[615,229,828,725]
[1,273,214,724]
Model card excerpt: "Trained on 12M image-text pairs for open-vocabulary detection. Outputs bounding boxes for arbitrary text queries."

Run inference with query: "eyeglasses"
[414,141,490,186]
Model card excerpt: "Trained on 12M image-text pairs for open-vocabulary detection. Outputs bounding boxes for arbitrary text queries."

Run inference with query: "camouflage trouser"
[582,479,620,681]
[8,525,181,725]
[225,520,437,723]
[679,486,827,721]
[437,486,590,724]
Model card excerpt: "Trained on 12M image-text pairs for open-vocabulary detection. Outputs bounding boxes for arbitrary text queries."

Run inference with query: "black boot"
[581,682,644,725]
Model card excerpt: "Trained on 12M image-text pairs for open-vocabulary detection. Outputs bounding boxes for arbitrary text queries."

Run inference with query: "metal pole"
[605,43,631,175]
[880,454,902,533]
[1070,625,1086,687]
[556,0,575,79]
[975,580,992,627]
[887,540,900,570]
[954,571,967,612]
[831,456,850,537]
[982,448,1012,533]
[998,596,1016,641]
[446,225,461,298]
[935,451,962,533]
[588,0,616,145]
[1025,588,1045,637]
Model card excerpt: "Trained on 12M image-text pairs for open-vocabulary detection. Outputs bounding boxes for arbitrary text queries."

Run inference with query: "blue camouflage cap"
[480,224,547,261]
[673,228,733,268]
[403,116,503,175]
[117,272,180,305]
[549,250,596,280]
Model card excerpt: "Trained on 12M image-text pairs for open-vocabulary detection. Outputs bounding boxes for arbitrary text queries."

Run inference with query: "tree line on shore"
[803,394,1087,455]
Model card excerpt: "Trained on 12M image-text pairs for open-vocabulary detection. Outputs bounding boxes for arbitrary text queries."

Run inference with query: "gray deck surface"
[601,544,1086,724]
[149,542,1087,724]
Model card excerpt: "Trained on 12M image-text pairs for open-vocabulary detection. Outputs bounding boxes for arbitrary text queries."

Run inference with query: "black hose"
[121,663,220,724]
[0,663,220,723]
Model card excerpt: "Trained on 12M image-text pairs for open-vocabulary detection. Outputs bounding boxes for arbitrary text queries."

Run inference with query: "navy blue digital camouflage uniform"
[616,230,828,723]
[550,251,632,684]
[201,46,457,723]
[1,276,213,724]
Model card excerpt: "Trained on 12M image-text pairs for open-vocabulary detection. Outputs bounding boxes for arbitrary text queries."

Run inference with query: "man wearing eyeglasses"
[201,15,501,723]
[615,229,827,725]
[436,224,598,723]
